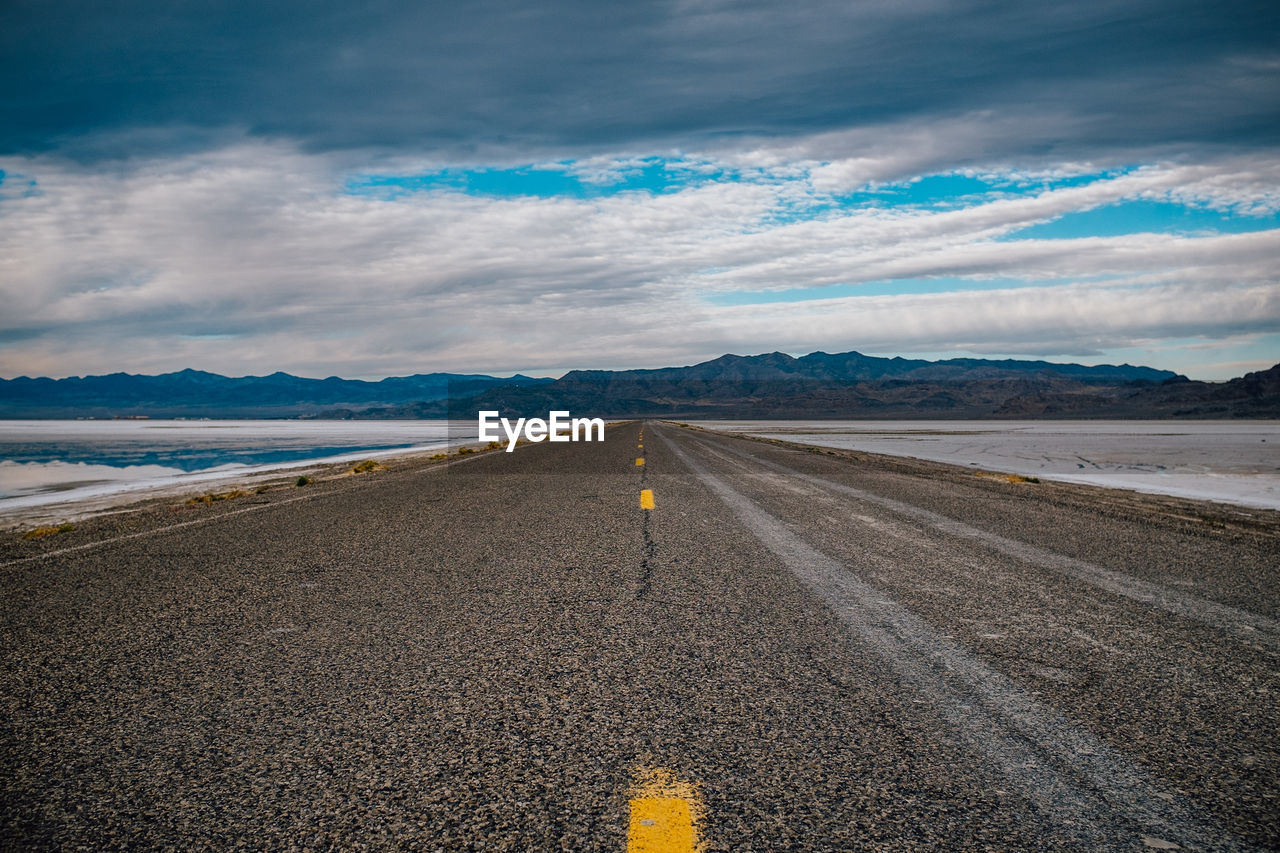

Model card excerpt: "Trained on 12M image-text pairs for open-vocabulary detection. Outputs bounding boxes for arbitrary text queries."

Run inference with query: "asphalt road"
[1,422,1277,851]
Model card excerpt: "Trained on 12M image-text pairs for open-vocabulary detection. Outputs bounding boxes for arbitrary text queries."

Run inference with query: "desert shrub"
[295,476,311,487]
[349,459,385,474]
[976,472,1040,485]
[23,523,74,540]
[187,489,246,505]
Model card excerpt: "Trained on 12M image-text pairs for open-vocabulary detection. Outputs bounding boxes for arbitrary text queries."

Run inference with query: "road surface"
[2,421,1277,850]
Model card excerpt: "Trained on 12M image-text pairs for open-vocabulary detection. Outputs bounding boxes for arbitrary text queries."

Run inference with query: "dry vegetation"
[975,471,1042,484]
[22,522,74,540]
[186,489,248,505]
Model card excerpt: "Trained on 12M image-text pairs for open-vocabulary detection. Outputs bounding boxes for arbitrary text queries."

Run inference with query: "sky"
[1,0,1278,381]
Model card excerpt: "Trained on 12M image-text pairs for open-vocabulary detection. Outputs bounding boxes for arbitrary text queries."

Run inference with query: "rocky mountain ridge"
[3,352,1276,419]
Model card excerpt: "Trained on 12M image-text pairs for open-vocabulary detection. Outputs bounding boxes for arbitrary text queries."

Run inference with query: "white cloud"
[557,155,655,185]
[698,281,1279,355]
[0,141,1277,379]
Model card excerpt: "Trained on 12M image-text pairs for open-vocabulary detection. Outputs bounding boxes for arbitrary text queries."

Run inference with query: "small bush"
[428,453,447,461]
[295,475,311,487]
[23,523,74,540]
[348,459,385,474]
[187,489,247,505]
[976,472,1040,485]
[457,446,475,455]
[486,441,502,450]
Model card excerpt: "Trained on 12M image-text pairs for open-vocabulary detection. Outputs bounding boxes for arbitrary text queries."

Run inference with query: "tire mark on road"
[657,425,1253,852]
[690,430,1280,654]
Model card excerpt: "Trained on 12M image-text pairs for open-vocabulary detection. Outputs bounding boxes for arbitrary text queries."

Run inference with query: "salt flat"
[0,419,466,525]
[692,420,1280,510]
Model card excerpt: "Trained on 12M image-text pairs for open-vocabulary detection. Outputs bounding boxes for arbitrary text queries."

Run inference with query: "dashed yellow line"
[628,769,700,853]
[629,799,695,852]
[640,489,654,510]
[636,457,645,466]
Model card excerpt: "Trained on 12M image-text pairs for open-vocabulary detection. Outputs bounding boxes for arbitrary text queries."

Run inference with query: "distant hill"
[4,352,1277,419]
[559,350,1178,386]
[0,369,551,418]
[993,363,1280,418]
[420,350,1208,420]
[436,351,1241,419]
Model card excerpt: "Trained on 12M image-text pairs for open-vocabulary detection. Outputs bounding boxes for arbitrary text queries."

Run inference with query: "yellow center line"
[640,489,654,510]
[627,768,700,853]
[629,798,695,852]
[636,457,645,466]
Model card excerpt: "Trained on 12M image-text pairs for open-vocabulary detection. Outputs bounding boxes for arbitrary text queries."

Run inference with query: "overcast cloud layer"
[2,0,1278,379]
[5,0,1278,162]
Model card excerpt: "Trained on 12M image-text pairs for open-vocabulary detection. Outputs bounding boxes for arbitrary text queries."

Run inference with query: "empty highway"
[2,421,1277,851]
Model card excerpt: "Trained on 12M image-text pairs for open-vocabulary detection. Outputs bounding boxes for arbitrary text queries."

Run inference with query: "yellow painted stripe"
[627,768,700,853]
[628,798,695,853]
[640,489,654,510]
[636,457,645,466]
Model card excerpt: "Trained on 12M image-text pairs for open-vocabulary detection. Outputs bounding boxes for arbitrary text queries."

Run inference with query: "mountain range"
[4,350,1277,419]
[0,369,550,418]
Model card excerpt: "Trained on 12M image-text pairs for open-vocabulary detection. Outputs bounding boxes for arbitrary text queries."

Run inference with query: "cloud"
[1,143,1276,379]
[2,0,1277,166]
[2,0,1276,381]
[698,281,1279,357]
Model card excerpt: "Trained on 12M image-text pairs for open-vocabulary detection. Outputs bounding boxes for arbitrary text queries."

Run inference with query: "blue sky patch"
[348,167,584,199]
[829,168,1133,211]
[835,173,1001,209]
[1002,199,1280,240]
[345,157,709,199]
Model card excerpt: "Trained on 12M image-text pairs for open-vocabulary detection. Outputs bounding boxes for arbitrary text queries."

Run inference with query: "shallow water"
[0,419,462,515]
[693,420,1280,510]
